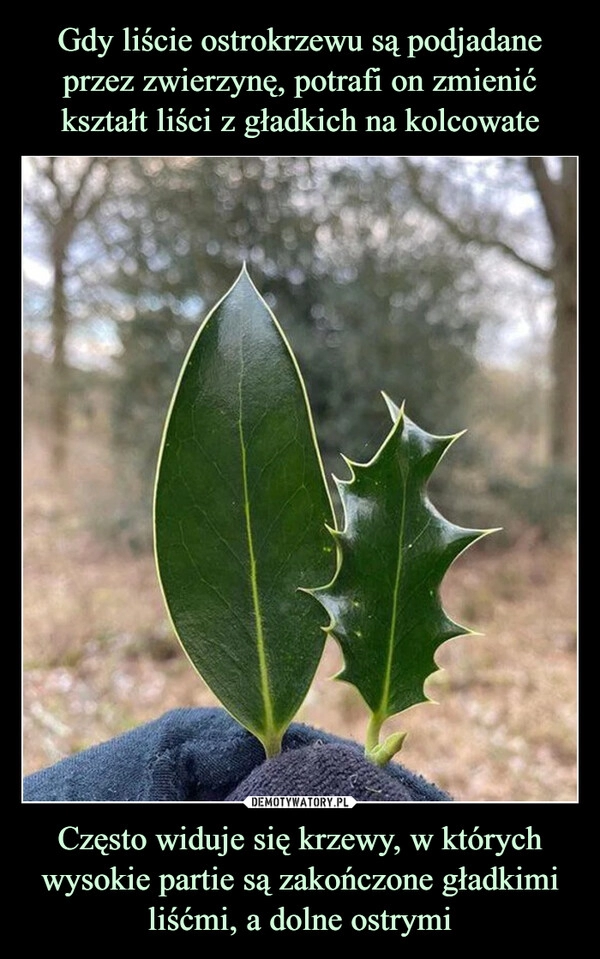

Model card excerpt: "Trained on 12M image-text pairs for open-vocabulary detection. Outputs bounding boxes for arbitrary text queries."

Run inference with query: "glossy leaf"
[310,395,494,764]
[154,267,335,758]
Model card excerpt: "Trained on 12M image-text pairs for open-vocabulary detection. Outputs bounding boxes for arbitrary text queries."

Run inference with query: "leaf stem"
[261,729,283,759]
[365,712,407,766]
[366,711,384,756]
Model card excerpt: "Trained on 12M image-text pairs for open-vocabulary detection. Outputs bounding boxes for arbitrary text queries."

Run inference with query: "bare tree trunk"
[402,156,577,470]
[28,157,113,472]
[551,240,577,466]
[50,236,69,471]
[528,158,577,468]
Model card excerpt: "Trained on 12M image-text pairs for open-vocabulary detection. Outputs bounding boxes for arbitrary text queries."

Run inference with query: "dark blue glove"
[23,708,451,802]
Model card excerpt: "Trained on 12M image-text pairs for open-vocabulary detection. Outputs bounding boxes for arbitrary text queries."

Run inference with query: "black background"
[21,13,577,153]
[27,802,575,943]
[20,9,580,946]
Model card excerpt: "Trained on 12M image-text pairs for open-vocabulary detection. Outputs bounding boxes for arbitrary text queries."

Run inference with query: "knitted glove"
[23,707,451,802]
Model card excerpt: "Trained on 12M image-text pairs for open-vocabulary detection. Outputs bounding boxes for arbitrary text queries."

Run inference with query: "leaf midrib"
[379,469,408,720]
[238,345,274,739]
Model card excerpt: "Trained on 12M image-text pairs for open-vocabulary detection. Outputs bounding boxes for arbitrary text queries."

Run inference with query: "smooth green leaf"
[154,266,335,757]
[310,394,494,764]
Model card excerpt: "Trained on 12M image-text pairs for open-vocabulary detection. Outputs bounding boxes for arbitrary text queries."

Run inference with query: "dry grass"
[23,420,577,802]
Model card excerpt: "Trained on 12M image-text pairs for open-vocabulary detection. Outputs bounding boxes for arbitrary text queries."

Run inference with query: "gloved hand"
[23,707,451,802]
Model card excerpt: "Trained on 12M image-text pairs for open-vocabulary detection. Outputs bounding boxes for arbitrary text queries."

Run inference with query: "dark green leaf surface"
[311,395,491,760]
[154,267,335,757]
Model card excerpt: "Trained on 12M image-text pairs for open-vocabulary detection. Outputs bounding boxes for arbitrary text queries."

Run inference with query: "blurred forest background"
[23,156,577,801]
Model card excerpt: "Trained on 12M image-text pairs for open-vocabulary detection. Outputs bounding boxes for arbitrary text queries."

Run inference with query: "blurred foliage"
[489,466,576,542]
[23,156,574,550]
[101,157,486,544]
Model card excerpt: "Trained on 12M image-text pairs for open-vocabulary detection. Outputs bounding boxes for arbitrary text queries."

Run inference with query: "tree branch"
[526,158,563,241]
[401,158,552,280]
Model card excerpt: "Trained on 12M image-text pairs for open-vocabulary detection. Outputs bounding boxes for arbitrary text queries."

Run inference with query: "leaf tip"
[297,584,313,597]
[332,462,355,488]
[381,392,405,423]
[233,261,263,301]
[467,526,503,552]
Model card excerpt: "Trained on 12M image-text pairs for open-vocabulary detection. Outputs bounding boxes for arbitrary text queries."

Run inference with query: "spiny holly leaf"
[154,266,335,758]
[310,394,495,765]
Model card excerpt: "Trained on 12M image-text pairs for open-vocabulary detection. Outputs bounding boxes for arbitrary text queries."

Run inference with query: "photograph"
[23,156,576,803]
